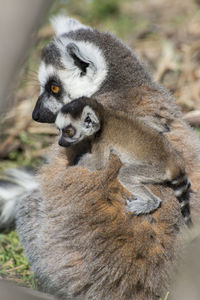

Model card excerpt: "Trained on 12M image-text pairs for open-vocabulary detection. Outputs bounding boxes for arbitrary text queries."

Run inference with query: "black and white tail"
[0,167,192,229]
[172,175,192,227]
[0,168,38,230]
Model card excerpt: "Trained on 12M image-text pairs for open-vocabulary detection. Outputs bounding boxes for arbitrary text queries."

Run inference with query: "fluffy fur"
[0,169,38,229]
[56,97,190,217]
[95,87,200,223]
[17,88,200,299]
[17,148,184,300]
[50,14,90,36]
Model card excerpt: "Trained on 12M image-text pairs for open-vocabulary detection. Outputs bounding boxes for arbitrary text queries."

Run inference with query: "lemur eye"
[50,84,60,94]
[64,127,75,137]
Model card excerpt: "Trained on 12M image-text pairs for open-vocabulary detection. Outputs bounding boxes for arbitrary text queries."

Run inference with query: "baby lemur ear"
[81,106,100,130]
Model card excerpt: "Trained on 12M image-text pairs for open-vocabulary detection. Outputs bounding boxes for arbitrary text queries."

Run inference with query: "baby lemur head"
[56,97,104,147]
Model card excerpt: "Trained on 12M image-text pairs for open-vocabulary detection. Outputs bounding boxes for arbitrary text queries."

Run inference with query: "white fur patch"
[38,38,108,106]
[38,62,55,88]
[50,15,90,36]
[56,112,71,130]
[0,197,17,227]
[43,97,63,114]
[57,38,108,100]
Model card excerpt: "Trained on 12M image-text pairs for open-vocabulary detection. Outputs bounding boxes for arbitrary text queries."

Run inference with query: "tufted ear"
[50,15,89,36]
[81,105,100,133]
[67,43,92,75]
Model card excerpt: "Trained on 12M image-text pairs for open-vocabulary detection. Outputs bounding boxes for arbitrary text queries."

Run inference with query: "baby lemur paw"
[126,196,161,215]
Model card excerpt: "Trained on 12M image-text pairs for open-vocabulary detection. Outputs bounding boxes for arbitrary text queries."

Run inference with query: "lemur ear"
[50,15,89,36]
[82,106,100,129]
[66,43,90,75]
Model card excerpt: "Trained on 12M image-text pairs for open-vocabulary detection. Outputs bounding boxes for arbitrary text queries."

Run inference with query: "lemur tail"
[0,168,38,230]
[0,166,192,229]
[172,175,192,227]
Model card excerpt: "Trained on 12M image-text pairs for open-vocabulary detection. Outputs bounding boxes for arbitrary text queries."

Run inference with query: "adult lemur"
[12,15,200,300]
[56,97,191,220]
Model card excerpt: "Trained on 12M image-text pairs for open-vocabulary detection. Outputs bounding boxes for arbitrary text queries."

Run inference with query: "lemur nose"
[58,137,71,148]
[32,108,40,121]
[32,95,42,121]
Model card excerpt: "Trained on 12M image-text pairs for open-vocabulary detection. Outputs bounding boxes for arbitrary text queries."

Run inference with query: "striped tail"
[172,175,192,227]
[0,168,38,230]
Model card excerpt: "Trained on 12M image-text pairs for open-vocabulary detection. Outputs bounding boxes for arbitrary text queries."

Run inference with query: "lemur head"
[33,15,152,123]
[55,97,103,147]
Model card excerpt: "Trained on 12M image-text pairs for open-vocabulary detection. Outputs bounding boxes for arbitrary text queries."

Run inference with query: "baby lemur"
[55,97,191,222]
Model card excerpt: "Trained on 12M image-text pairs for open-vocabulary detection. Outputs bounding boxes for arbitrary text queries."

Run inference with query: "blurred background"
[0,0,200,294]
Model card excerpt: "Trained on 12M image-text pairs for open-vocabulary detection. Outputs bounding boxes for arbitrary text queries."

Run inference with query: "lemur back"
[56,97,191,225]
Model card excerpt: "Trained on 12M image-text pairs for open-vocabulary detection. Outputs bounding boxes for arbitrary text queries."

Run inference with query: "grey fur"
[16,153,185,300]
[56,97,190,216]
[43,28,153,92]
[41,41,64,68]
[65,29,152,93]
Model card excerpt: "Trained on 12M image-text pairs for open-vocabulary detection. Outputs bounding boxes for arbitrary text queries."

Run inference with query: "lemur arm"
[137,115,170,133]
[118,164,163,214]
[118,159,190,215]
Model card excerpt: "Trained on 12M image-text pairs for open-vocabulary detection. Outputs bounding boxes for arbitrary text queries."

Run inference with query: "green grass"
[160,292,169,300]
[0,231,35,287]
[194,127,200,137]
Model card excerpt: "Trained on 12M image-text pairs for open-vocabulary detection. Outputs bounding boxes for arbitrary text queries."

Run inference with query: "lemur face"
[33,15,151,124]
[55,99,100,147]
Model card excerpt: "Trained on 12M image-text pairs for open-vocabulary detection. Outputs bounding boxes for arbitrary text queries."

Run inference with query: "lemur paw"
[126,196,161,215]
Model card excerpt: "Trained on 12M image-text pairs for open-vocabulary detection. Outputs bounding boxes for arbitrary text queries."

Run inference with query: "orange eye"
[50,84,60,94]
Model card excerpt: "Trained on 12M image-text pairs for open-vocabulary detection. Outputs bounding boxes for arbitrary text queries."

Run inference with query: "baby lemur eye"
[63,126,75,137]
